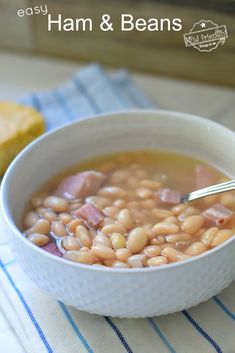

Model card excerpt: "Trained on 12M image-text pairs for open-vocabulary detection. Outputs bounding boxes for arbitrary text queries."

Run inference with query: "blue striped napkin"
[20,64,153,130]
[0,64,234,353]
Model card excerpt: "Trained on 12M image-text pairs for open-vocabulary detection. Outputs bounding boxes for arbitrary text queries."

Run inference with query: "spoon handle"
[182,180,235,203]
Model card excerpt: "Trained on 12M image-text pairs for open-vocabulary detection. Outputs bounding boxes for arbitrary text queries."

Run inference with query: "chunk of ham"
[75,203,104,228]
[42,242,63,257]
[195,165,214,189]
[158,188,181,205]
[55,171,106,199]
[202,203,234,227]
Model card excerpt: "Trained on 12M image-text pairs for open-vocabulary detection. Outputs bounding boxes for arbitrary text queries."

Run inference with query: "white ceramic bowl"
[1,110,235,318]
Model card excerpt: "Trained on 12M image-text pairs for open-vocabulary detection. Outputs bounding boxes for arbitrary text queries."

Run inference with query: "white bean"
[185,242,207,256]
[102,217,116,226]
[143,245,161,258]
[98,187,126,198]
[164,216,179,225]
[115,248,132,262]
[126,227,148,253]
[161,247,191,262]
[93,233,112,248]
[101,224,126,235]
[43,211,58,222]
[178,207,199,221]
[62,236,81,251]
[147,256,168,267]
[151,208,173,219]
[51,221,67,237]
[113,199,126,209]
[140,179,162,190]
[43,196,68,212]
[220,193,235,207]
[181,215,204,234]
[171,203,187,215]
[117,209,134,230]
[110,233,126,250]
[152,222,179,235]
[211,229,234,247]
[24,211,39,228]
[86,196,111,208]
[136,187,153,199]
[150,235,165,245]
[25,219,51,236]
[128,254,147,268]
[166,233,191,243]
[140,199,156,210]
[112,261,129,268]
[201,227,219,245]
[75,225,92,248]
[64,250,94,264]
[103,206,119,218]
[67,219,83,233]
[91,244,116,260]
[59,213,73,224]
[110,169,130,183]
[27,233,50,246]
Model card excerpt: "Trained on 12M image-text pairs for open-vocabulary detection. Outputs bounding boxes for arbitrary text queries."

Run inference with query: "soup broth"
[22,151,235,268]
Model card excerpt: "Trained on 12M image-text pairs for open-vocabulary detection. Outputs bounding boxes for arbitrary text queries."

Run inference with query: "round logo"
[184,20,228,52]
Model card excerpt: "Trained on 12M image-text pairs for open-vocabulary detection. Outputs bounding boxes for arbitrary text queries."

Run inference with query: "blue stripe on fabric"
[4,259,16,267]
[30,94,43,112]
[74,65,124,111]
[182,310,223,353]
[58,302,94,353]
[113,70,155,109]
[53,90,77,120]
[213,296,235,321]
[0,260,53,353]
[147,318,176,353]
[91,65,135,109]
[104,317,134,353]
[73,77,101,114]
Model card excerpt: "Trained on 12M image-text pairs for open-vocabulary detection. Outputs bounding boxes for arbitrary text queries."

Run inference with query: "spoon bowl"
[183,180,235,203]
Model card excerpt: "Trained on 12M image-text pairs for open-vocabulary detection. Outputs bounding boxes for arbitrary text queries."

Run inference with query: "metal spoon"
[182,180,235,203]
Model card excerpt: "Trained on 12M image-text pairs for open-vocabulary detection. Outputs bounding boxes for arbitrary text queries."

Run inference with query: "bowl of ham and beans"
[23,153,235,268]
[1,111,235,317]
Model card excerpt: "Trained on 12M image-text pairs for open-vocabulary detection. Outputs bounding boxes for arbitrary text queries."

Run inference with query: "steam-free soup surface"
[22,151,235,268]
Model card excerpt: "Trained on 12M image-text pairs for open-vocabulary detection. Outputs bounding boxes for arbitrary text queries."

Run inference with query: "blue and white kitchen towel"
[0,64,235,353]
[20,64,153,130]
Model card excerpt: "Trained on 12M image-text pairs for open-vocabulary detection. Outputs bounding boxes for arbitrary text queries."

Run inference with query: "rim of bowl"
[1,109,235,274]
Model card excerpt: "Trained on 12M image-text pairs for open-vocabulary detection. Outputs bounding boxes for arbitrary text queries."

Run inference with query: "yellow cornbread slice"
[0,102,45,176]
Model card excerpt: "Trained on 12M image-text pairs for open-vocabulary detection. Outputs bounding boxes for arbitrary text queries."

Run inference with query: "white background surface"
[0,51,234,353]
